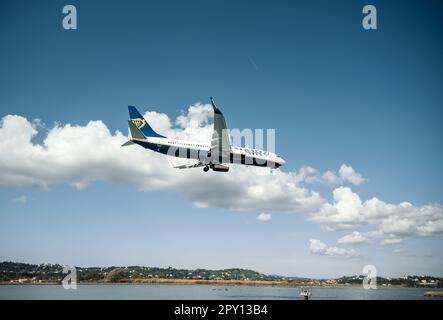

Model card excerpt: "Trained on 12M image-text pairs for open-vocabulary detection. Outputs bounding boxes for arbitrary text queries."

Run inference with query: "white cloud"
[310,187,443,245]
[0,106,324,214]
[337,231,367,244]
[293,166,319,184]
[338,164,365,185]
[2,104,442,250]
[175,103,213,131]
[416,219,443,236]
[309,239,327,254]
[12,195,27,204]
[380,238,403,245]
[310,187,365,230]
[380,217,415,236]
[325,246,356,257]
[149,103,214,144]
[309,239,356,258]
[321,164,365,186]
[298,164,365,186]
[322,170,342,185]
[257,213,272,222]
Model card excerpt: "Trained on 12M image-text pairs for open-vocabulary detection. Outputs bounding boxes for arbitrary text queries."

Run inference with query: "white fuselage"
[132,136,286,168]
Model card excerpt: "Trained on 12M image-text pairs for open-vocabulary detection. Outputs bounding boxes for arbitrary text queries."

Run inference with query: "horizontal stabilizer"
[121,140,135,147]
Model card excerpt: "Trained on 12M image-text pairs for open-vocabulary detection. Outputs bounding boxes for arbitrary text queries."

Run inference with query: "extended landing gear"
[203,165,210,172]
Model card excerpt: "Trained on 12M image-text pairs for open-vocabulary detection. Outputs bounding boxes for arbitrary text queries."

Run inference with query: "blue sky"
[0,0,442,278]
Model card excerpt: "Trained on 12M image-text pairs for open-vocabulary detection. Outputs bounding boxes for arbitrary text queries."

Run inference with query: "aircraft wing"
[209,97,231,164]
[173,162,206,169]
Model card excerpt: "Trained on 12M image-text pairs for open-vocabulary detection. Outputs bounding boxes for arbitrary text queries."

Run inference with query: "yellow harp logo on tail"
[131,118,146,129]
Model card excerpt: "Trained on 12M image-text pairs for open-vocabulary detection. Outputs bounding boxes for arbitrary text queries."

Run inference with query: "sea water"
[1,284,442,300]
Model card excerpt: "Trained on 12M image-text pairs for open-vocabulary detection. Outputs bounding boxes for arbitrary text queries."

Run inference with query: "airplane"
[122,97,285,172]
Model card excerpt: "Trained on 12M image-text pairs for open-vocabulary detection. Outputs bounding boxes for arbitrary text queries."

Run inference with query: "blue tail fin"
[128,106,166,138]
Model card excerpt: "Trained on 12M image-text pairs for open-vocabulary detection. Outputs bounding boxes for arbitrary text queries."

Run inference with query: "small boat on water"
[299,288,312,300]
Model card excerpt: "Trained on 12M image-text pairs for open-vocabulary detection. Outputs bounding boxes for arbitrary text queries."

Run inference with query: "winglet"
[210,97,222,115]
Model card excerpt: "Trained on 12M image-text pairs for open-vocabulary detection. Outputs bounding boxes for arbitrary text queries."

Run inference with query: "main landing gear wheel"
[203,166,210,172]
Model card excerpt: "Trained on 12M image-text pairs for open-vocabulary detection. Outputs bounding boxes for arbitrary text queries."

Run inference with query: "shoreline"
[0,279,416,289]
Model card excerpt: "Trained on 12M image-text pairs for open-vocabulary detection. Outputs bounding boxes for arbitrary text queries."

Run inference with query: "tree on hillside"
[105,268,128,283]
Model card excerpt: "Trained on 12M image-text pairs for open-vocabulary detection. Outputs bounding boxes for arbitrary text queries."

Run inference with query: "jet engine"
[210,164,230,172]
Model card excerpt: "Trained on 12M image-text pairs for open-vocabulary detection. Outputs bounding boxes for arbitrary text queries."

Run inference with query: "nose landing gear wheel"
[203,166,210,172]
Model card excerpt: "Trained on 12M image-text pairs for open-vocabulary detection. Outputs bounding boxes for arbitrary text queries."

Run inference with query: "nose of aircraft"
[276,157,286,167]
